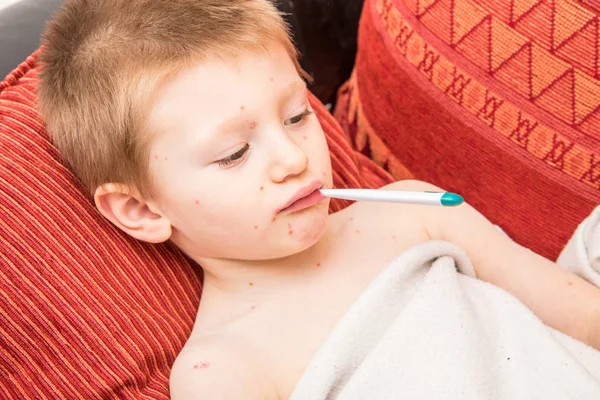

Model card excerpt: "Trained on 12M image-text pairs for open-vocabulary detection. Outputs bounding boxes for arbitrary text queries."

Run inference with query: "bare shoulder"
[386,179,494,228]
[352,179,502,248]
[380,179,441,192]
[170,336,278,400]
[378,180,442,236]
[344,179,440,225]
[378,179,481,232]
[330,180,438,245]
[381,180,523,271]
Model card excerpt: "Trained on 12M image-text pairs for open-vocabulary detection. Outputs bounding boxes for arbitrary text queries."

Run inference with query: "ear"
[94,183,172,243]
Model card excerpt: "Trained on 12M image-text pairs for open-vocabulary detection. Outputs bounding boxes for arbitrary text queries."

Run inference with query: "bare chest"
[250,220,428,397]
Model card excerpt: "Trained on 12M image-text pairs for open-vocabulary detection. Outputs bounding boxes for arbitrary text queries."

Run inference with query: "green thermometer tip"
[440,192,464,207]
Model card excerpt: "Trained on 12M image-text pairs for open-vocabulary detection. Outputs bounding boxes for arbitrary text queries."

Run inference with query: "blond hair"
[38,0,309,199]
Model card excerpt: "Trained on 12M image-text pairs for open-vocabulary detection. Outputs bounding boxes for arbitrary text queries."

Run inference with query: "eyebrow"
[209,80,308,138]
[280,80,308,102]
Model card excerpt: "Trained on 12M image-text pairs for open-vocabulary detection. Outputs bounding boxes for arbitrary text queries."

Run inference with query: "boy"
[38,0,600,398]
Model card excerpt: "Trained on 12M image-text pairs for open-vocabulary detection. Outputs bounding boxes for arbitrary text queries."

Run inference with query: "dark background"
[278,0,365,106]
[0,0,365,107]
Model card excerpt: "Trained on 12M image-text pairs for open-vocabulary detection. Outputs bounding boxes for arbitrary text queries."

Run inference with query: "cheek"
[152,161,266,232]
[312,127,332,170]
[170,196,244,238]
[168,182,261,230]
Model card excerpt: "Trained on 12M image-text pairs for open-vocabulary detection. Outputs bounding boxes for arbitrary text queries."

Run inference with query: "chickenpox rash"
[240,105,245,111]
[249,282,254,286]
[316,262,321,267]
[288,230,294,235]
[269,77,274,82]
[303,136,307,140]
[193,362,210,369]
[568,281,573,286]
[260,186,264,191]
[251,305,256,310]
[254,225,259,230]
[154,155,159,160]
[272,217,277,222]
[195,200,200,205]
[249,121,257,129]
[356,230,361,234]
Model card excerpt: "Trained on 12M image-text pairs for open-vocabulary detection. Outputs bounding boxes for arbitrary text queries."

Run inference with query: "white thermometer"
[319,189,464,207]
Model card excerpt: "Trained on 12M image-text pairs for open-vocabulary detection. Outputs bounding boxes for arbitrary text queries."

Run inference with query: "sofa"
[2,0,599,398]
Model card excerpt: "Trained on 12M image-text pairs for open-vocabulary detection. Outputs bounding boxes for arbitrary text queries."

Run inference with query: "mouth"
[277,180,325,214]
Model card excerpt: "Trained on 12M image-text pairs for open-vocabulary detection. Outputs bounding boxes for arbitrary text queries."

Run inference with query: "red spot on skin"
[321,172,326,177]
[349,217,354,221]
[288,230,293,235]
[272,217,277,222]
[254,225,258,230]
[195,200,200,205]
[249,282,254,286]
[356,230,360,234]
[164,156,168,161]
[303,136,307,140]
[260,186,264,191]
[154,155,159,160]
[251,306,256,310]
[316,262,321,267]
[270,77,274,82]
[392,235,397,240]
[249,121,257,129]
[568,281,573,286]
[240,105,245,111]
[194,362,210,369]
[287,223,292,229]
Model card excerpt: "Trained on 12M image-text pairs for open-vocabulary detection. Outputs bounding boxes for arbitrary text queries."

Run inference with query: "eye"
[284,109,314,126]
[217,143,250,168]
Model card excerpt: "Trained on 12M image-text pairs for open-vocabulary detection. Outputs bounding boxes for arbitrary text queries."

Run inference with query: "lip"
[277,180,324,214]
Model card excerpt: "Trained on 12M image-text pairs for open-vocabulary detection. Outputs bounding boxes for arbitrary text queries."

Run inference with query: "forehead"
[147,44,300,134]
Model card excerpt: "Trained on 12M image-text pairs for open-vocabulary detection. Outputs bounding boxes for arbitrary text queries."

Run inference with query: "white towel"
[557,205,600,287]
[290,240,600,400]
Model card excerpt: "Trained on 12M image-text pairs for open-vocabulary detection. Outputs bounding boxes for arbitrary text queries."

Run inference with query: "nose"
[267,133,308,183]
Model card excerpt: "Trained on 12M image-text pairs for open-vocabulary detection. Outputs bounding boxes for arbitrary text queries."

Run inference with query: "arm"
[170,340,278,400]
[387,180,600,351]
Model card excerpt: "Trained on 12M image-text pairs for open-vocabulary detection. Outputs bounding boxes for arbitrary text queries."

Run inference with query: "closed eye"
[217,143,250,167]
[284,110,314,126]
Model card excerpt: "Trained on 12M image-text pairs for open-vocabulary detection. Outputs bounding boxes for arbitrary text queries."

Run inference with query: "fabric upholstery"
[335,0,600,259]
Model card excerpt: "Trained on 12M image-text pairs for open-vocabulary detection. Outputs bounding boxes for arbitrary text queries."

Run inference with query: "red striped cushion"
[0,51,391,398]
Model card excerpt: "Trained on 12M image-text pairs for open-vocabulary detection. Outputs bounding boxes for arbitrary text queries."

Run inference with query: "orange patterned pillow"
[335,0,600,259]
[0,51,391,399]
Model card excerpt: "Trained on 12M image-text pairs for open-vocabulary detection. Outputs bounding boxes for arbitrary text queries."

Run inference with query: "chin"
[257,211,329,260]
[290,208,329,244]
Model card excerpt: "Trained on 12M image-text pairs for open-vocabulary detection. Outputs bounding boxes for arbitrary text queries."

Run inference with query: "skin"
[94,43,600,399]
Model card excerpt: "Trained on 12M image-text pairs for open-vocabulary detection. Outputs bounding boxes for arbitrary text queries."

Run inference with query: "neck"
[196,223,336,301]
[185,219,342,335]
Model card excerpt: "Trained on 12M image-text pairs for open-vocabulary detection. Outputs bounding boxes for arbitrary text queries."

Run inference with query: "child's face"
[146,43,333,262]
